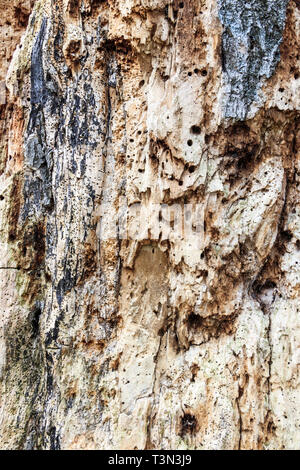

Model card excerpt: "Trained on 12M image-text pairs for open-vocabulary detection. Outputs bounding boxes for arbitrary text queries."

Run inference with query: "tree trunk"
[0,0,299,450]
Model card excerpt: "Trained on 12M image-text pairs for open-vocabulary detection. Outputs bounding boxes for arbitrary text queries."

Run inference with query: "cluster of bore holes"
[188,69,207,77]
[278,86,292,106]
[184,163,196,174]
[187,125,201,148]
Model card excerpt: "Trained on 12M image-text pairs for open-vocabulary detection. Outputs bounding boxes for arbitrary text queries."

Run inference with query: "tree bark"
[0,0,299,450]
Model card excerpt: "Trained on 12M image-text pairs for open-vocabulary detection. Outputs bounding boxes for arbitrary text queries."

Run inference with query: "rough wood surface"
[0,0,299,450]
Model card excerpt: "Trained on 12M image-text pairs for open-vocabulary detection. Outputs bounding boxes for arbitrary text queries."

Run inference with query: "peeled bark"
[0,0,299,450]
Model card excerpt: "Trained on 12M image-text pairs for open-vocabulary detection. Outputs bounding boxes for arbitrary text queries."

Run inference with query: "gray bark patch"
[31,18,47,105]
[218,0,289,120]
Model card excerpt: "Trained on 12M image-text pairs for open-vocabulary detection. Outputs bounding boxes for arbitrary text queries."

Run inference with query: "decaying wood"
[0,0,299,450]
